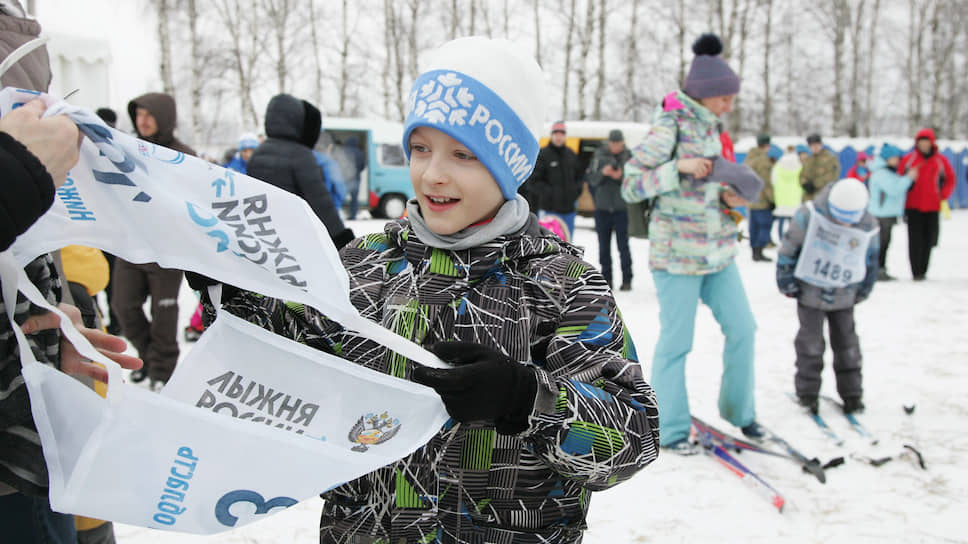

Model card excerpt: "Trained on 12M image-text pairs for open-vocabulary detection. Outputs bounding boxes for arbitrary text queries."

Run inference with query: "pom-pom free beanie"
[879,143,903,160]
[828,178,870,224]
[238,132,259,151]
[402,36,546,200]
[683,33,741,100]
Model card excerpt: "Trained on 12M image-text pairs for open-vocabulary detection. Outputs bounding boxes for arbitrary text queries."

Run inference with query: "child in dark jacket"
[199,37,659,544]
[776,178,879,414]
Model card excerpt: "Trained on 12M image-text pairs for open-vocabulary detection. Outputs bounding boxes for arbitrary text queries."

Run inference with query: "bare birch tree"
[212,0,261,129]
[155,0,175,96]
[591,0,607,120]
[576,0,595,119]
[309,0,324,106]
[187,0,202,147]
[623,1,640,120]
[534,0,543,68]
[562,0,577,118]
[761,0,774,133]
[864,0,881,135]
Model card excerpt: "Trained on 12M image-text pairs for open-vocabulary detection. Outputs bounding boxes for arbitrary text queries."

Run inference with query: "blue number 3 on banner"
[215,490,298,527]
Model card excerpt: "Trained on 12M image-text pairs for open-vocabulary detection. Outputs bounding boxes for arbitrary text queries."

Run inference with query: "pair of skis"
[691,416,829,513]
[787,393,878,446]
[789,394,926,470]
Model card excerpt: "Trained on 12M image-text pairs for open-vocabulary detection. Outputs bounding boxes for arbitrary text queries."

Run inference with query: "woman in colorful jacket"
[622,33,762,454]
[867,144,916,281]
[197,37,659,543]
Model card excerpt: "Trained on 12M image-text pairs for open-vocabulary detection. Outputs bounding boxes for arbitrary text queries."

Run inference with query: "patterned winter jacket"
[799,148,841,201]
[776,185,879,311]
[623,90,738,275]
[0,255,61,496]
[214,216,660,544]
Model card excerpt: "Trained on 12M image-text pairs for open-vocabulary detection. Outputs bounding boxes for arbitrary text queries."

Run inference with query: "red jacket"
[899,128,956,212]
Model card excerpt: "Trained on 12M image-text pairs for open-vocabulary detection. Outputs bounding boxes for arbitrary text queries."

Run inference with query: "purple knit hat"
[683,34,740,99]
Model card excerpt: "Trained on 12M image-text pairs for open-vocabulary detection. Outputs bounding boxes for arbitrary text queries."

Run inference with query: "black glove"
[333,228,356,250]
[0,132,55,251]
[802,181,816,195]
[412,341,538,435]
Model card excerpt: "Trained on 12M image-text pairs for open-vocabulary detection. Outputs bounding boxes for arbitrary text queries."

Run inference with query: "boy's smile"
[408,126,505,235]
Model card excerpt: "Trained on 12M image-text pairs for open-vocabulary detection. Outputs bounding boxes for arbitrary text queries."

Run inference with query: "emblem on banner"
[348,412,401,452]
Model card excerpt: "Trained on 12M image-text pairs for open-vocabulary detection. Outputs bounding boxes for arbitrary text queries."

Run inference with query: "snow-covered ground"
[114,210,968,543]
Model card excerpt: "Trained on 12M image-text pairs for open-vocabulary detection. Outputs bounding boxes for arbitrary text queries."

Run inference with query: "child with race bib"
[776,178,879,415]
[192,36,659,544]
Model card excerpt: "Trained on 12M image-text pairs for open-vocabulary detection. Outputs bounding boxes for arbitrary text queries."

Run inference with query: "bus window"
[379,143,407,167]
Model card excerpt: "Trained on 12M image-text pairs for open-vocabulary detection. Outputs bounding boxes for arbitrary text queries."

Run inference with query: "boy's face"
[408,126,505,235]
[886,156,900,167]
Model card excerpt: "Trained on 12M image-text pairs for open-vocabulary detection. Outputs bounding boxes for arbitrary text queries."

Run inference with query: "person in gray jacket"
[247,94,353,248]
[586,129,633,290]
[776,178,879,415]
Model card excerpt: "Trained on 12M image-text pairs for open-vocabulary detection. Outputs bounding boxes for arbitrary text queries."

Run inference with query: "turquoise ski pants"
[651,261,757,445]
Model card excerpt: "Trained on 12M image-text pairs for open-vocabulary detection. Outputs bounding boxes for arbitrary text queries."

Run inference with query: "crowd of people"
[0,1,961,541]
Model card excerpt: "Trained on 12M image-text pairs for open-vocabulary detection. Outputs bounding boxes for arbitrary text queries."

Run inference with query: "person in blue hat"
[223,132,259,175]
[867,143,917,281]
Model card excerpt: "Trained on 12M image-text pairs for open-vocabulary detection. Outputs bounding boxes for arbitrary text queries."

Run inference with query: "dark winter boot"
[798,394,819,415]
[752,248,772,262]
[740,421,766,439]
[842,397,865,414]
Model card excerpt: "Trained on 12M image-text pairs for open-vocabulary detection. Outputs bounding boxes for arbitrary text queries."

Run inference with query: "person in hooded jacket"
[246,94,353,248]
[192,37,658,544]
[111,92,195,389]
[867,144,917,281]
[898,128,956,281]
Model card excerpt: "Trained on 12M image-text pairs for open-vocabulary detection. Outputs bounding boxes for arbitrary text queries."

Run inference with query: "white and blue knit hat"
[237,132,259,151]
[828,178,869,224]
[402,37,546,200]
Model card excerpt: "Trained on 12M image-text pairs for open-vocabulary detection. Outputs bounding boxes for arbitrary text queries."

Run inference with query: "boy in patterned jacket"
[195,37,659,543]
[777,178,879,415]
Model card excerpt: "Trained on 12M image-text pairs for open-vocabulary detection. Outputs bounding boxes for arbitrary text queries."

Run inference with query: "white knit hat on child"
[828,178,869,224]
[402,36,546,200]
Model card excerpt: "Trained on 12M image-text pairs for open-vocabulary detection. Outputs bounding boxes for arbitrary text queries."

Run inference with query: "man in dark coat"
[111,92,195,388]
[526,121,582,237]
[247,94,353,247]
[587,129,633,290]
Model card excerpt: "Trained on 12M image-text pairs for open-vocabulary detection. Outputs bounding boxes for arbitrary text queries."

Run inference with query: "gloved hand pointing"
[412,341,538,435]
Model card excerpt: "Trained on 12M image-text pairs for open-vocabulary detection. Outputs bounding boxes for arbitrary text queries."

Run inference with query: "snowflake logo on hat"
[411,73,475,127]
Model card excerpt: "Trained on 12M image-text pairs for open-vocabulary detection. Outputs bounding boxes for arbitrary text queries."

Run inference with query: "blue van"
[317,117,412,219]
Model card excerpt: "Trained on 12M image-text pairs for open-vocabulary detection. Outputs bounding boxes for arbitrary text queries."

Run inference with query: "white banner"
[1,88,449,534]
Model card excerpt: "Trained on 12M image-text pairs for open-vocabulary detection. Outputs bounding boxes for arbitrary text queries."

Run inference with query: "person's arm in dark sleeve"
[0,132,56,251]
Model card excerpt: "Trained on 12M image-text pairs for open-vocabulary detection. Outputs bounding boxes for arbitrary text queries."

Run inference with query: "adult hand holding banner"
[1,87,450,534]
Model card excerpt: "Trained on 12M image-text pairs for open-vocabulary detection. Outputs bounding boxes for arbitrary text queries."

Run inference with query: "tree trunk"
[864,0,881,135]
[338,0,353,114]
[593,0,607,120]
[624,1,639,120]
[577,0,594,119]
[187,0,202,148]
[156,0,175,96]
[534,0,542,68]
[762,0,773,133]
[847,0,866,137]
[310,0,324,107]
[562,0,577,119]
